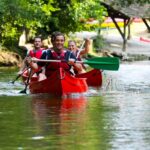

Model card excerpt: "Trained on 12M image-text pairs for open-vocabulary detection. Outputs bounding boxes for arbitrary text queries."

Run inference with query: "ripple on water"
[0,82,26,96]
[102,61,150,94]
[0,61,150,96]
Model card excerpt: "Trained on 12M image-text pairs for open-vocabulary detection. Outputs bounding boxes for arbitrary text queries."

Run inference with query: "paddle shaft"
[19,68,32,94]
[32,57,119,71]
[32,58,88,65]
[76,40,85,58]
[11,74,22,84]
[32,58,118,64]
[11,67,28,84]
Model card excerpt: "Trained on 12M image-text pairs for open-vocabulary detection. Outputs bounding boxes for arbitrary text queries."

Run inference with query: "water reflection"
[103,92,150,150]
[31,94,87,135]
[31,94,118,150]
[0,61,150,149]
[30,94,115,149]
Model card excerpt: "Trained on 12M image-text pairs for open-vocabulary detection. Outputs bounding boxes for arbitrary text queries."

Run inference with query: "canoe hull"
[76,69,102,87]
[23,69,102,87]
[29,68,88,96]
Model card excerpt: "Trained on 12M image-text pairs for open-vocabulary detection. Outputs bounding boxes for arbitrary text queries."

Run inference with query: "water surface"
[0,62,150,150]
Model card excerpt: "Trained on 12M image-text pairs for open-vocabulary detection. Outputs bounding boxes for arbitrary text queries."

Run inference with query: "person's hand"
[31,57,38,62]
[25,56,32,64]
[85,38,91,45]
[68,58,76,66]
[17,70,23,75]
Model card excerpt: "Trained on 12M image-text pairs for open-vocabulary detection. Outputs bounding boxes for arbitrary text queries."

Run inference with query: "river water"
[0,61,150,150]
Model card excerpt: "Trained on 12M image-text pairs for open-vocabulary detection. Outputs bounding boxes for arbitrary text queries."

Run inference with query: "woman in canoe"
[68,38,91,74]
[26,31,82,81]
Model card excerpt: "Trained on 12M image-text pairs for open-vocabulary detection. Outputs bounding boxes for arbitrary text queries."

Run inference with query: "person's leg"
[38,73,47,81]
[74,63,86,74]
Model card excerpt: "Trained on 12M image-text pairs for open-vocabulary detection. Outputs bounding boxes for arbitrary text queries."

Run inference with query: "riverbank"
[76,21,150,60]
[0,21,149,66]
[102,22,150,59]
[0,47,22,66]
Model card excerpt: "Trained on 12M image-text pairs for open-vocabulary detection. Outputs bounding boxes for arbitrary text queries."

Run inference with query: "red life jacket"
[45,50,71,77]
[28,48,44,73]
[28,48,43,58]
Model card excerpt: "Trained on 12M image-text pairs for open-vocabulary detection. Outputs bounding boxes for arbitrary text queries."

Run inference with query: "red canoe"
[23,69,102,87]
[76,69,102,87]
[29,68,88,96]
[22,68,102,96]
[140,37,150,43]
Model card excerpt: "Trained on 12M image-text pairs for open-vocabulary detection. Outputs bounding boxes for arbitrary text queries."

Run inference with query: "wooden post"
[142,18,150,32]
[122,19,127,51]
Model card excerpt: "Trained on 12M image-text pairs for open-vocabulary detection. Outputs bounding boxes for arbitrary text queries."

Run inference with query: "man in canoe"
[68,39,91,74]
[18,36,44,76]
[26,31,82,81]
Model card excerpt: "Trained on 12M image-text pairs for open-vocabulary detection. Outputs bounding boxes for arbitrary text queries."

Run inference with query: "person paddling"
[68,39,91,74]
[18,36,44,76]
[26,31,82,81]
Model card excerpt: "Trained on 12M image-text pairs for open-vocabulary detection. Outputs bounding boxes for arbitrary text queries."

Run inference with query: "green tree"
[37,0,106,34]
[0,0,105,48]
[0,0,56,46]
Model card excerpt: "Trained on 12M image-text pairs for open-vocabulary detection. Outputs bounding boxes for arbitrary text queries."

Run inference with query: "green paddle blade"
[83,57,120,70]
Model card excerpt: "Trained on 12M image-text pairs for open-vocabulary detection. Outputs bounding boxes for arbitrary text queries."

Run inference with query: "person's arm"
[68,52,83,73]
[17,50,31,75]
[26,50,47,71]
[26,57,39,71]
[79,38,91,56]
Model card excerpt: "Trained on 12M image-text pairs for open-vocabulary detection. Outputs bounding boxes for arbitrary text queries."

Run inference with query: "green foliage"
[0,0,106,48]
[41,0,106,34]
[93,35,105,51]
[0,0,57,45]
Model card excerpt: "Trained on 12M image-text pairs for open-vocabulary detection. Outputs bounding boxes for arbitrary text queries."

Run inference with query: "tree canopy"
[0,0,105,47]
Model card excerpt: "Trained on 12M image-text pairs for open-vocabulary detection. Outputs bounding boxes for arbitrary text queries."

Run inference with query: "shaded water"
[0,62,150,150]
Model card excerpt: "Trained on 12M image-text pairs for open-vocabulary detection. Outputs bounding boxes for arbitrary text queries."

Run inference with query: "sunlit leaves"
[0,0,56,44]
[50,0,106,33]
[0,0,106,46]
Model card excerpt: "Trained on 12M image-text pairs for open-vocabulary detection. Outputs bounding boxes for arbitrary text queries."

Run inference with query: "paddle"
[84,57,120,70]
[10,68,28,84]
[19,68,32,94]
[32,57,119,71]
[76,40,85,58]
